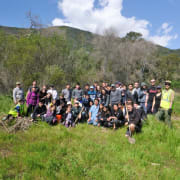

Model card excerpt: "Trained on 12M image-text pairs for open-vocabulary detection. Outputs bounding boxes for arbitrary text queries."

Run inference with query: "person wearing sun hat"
[13,81,24,104]
[156,80,175,128]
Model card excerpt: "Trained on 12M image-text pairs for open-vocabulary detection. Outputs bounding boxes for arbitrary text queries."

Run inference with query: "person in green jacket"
[2,99,24,121]
[156,80,175,128]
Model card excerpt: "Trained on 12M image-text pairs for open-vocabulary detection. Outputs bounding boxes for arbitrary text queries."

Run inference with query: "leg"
[156,109,164,121]
[164,109,172,128]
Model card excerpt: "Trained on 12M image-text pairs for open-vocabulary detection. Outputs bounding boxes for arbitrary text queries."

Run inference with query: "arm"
[169,91,175,109]
[152,96,155,112]
[13,88,17,104]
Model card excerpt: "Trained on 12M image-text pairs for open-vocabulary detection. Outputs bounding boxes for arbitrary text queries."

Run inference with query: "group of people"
[3,78,175,138]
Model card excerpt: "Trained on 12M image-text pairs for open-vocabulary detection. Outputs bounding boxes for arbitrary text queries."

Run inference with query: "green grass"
[0,95,180,180]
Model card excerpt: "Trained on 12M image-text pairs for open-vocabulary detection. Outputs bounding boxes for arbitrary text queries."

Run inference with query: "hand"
[125,115,128,120]
[37,114,40,117]
[151,108,153,113]
[125,122,128,126]
[88,118,91,122]
[145,103,147,108]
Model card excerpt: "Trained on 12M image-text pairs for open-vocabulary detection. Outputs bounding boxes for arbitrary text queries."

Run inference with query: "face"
[90,101,93,106]
[157,88,161,92]
[128,85,133,91]
[85,85,89,90]
[134,82,139,88]
[102,82,106,87]
[47,93,51,98]
[115,84,119,88]
[39,102,43,107]
[134,104,138,109]
[66,85,70,89]
[85,95,89,99]
[100,104,103,109]
[75,103,79,107]
[76,85,80,89]
[103,107,107,112]
[32,87,36,92]
[113,105,118,111]
[127,104,133,112]
[52,100,56,105]
[32,81,36,86]
[165,84,170,90]
[151,80,156,86]
[67,106,71,112]
[97,85,100,91]
[94,100,99,106]
[51,106,56,111]
[102,89,106,94]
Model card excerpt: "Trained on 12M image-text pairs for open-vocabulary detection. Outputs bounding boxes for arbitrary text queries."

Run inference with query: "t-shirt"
[147,86,157,103]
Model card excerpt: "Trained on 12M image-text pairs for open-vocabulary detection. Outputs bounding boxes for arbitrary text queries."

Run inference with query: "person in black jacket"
[31,101,47,121]
[125,102,142,137]
[104,104,124,129]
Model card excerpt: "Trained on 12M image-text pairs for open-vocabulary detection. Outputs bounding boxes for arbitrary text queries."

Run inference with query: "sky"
[0,0,179,49]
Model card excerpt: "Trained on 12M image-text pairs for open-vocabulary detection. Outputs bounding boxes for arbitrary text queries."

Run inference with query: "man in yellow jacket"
[156,80,175,128]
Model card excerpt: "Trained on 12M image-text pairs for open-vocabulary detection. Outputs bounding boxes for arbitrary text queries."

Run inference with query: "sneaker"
[2,117,7,121]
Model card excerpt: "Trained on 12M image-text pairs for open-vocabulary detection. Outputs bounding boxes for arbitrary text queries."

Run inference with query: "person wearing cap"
[13,82,24,104]
[88,86,96,102]
[156,81,175,128]
[152,86,162,114]
[109,84,121,107]
[72,101,83,123]
[145,79,157,114]
[138,82,148,114]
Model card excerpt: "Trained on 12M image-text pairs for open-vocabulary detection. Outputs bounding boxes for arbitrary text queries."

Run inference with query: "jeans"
[140,102,147,114]
[156,108,172,128]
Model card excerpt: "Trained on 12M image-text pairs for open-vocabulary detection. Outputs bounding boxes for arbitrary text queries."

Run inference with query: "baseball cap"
[67,101,72,105]
[16,82,21,85]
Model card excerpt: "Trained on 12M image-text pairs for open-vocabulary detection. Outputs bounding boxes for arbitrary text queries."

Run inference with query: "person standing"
[152,86,162,114]
[13,82,24,104]
[138,82,148,114]
[72,83,83,102]
[156,81,175,128]
[145,79,157,114]
[62,84,71,102]
[109,84,121,107]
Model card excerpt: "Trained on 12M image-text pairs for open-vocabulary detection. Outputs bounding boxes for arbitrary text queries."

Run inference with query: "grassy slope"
[0,95,180,180]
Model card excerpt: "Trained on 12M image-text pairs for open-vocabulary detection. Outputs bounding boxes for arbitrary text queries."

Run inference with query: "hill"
[0,25,179,54]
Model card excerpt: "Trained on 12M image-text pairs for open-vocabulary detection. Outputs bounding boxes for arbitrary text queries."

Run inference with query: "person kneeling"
[2,99,24,121]
[31,101,47,122]
[125,102,142,137]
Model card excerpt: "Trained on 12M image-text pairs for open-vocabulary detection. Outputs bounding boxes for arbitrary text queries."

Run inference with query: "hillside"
[0,95,180,179]
[0,25,179,54]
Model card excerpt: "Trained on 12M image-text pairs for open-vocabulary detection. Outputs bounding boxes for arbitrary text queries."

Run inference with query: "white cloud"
[52,0,178,47]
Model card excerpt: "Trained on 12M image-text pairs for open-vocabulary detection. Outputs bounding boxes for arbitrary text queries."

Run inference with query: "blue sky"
[0,0,179,49]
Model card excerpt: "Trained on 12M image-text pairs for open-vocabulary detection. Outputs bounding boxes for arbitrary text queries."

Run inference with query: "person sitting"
[97,105,111,127]
[72,101,82,123]
[105,104,124,129]
[63,105,74,128]
[125,102,142,137]
[26,87,39,116]
[42,105,57,125]
[31,101,47,122]
[87,99,99,126]
[2,99,24,121]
